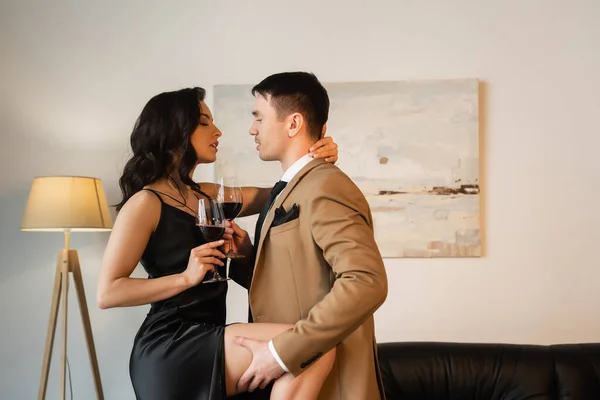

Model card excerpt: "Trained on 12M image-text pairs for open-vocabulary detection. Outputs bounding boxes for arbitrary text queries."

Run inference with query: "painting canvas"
[213,78,481,258]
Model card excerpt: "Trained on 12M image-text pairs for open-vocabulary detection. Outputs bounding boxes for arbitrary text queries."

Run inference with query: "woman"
[97,87,339,399]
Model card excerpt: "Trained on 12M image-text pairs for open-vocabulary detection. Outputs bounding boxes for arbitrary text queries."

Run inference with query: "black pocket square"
[272,203,299,227]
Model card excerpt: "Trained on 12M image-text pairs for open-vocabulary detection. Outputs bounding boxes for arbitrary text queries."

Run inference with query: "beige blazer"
[241,158,388,400]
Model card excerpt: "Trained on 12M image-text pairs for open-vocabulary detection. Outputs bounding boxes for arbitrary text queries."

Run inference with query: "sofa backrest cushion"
[378,342,555,400]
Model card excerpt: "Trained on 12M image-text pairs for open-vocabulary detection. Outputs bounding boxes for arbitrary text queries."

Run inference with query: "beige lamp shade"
[21,176,113,232]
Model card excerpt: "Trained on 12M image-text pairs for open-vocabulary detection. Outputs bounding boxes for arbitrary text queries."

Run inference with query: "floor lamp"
[21,176,112,400]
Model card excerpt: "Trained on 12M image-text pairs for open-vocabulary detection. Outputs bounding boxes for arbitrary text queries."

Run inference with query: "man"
[230,72,388,400]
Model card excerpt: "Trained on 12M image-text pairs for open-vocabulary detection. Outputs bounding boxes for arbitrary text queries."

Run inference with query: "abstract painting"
[213,78,481,258]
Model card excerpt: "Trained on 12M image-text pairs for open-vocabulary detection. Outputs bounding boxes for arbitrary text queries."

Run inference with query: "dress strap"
[141,188,165,203]
[143,188,197,215]
[192,189,212,200]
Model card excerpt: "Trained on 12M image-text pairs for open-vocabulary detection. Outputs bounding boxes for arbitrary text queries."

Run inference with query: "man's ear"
[287,113,304,138]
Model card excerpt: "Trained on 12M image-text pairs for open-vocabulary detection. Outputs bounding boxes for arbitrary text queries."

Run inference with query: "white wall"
[1,0,599,398]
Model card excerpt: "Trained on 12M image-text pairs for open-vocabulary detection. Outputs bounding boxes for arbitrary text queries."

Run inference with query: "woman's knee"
[270,346,337,400]
[323,346,336,367]
[315,345,336,375]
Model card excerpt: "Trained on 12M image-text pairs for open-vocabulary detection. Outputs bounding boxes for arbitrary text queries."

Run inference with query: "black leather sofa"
[377,341,600,399]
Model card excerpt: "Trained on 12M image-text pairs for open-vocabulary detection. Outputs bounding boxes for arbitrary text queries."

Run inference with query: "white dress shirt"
[267,153,313,372]
[280,153,314,184]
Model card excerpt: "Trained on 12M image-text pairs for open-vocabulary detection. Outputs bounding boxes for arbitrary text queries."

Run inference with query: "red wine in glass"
[217,177,245,259]
[198,225,225,242]
[197,198,229,283]
[222,202,243,221]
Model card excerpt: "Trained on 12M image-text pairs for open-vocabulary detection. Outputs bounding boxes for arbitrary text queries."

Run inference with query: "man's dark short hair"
[252,72,329,141]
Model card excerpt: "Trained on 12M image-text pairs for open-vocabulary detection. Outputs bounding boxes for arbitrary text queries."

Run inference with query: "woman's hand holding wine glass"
[196,198,230,283]
[180,240,226,287]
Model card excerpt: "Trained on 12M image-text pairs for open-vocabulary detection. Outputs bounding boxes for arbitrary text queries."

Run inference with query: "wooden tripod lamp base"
[38,237,104,400]
[20,176,112,400]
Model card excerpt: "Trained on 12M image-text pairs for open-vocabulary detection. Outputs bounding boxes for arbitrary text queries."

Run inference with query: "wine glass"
[217,176,245,259]
[196,198,229,283]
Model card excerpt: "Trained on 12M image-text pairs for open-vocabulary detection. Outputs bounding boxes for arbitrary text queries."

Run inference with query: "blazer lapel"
[254,158,326,272]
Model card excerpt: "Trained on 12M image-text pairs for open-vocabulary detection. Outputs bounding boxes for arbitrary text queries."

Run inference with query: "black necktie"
[253,180,287,251]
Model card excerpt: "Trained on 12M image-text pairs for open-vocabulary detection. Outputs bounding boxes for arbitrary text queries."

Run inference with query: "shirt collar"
[281,153,313,183]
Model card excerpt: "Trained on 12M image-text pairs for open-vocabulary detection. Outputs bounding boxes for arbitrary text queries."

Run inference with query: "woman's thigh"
[224,322,293,397]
